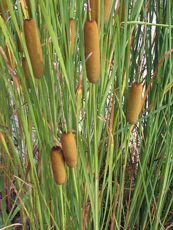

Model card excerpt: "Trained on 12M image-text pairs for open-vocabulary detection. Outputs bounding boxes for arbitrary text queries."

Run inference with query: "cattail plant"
[0,1,172,229]
[50,146,66,185]
[84,19,100,83]
[61,132,78,168]
[126,82,143,124]
[24,18,44,79]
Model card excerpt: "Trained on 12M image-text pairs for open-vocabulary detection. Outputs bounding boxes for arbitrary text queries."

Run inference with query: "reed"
[0,1,172,229]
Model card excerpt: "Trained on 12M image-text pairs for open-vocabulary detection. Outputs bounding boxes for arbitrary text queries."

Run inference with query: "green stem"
[59,186,65,230]
[93,85,99,230]
[87,0,92,21]
[72,169,79,202]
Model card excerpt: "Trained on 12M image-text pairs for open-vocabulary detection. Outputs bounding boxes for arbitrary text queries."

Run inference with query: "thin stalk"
[93,85,99,230]
[59,186,65,230]
[87,0,92,21]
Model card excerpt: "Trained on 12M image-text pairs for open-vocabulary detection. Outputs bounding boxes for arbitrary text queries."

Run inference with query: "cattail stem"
[87,0,92,21]
[20,0,29,19]
[90,0,100,25]
[59,186,65,230]
[93,85,99,230]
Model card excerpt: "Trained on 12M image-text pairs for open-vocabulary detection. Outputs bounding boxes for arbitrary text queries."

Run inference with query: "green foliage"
[0,0,172,229]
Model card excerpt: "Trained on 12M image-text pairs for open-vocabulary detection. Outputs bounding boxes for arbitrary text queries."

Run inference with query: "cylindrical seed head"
[84,20,100,83]
[126,83,143,124]
[24,18,44,79]
[61,132,78,168]
[50,146,66,185]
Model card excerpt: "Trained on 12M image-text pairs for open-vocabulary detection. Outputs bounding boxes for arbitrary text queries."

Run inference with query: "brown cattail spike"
[84,20,100,83]
[126,83,143,124]
[61,132,78,168]
[50,146,66,185]
[69,19,76,54]
[104,0,112,24]
[24,18,44,79]
[90,0,100,25]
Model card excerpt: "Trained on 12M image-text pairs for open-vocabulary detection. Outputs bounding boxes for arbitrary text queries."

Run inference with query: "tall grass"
[0,0,172,229]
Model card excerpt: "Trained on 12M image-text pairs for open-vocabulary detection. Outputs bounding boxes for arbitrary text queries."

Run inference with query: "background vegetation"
[0,0,173,229]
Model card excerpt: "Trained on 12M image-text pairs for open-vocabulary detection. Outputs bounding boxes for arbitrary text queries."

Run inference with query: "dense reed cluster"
[0,0,172,229]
